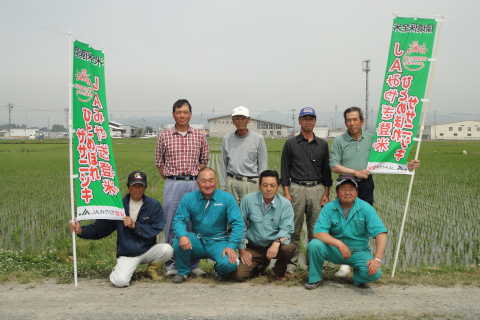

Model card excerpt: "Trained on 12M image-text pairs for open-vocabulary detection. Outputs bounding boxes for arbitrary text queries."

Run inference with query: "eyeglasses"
[232,116,248,120]
[300,117,316,122]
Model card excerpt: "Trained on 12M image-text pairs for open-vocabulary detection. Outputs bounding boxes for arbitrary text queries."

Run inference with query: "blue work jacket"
[314,197,387,252]
[173,189,244,250]
[238,191,294,249]
[79,194,165,257]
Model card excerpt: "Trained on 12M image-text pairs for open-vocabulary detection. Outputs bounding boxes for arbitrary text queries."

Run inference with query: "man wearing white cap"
[220,106,268,205]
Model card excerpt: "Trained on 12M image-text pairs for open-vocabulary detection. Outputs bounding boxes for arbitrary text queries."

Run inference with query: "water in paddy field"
[1,139,479,269]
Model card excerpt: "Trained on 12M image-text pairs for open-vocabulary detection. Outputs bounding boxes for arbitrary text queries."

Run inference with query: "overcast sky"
[1,0,478,129]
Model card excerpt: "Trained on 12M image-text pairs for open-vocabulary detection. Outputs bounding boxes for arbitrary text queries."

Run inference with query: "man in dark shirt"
[69,171,174,287]
[280,107,332,274]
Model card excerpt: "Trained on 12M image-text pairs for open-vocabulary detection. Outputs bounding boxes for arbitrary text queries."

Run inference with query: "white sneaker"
[335,264,351,277]
[165,269,178,277]
[191,268,206,277]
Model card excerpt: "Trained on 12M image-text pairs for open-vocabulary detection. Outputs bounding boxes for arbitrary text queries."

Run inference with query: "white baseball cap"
[232,106,249,117]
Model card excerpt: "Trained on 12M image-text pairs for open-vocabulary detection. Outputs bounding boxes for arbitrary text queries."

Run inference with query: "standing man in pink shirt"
[155,99,210,277]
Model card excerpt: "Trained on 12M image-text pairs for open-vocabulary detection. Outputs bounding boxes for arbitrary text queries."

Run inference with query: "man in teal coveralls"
[305,175,387,290]
[172,167,244,283]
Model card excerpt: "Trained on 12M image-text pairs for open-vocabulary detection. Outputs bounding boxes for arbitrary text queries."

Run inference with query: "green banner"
[72,40,125,220]
[367,17,437,174]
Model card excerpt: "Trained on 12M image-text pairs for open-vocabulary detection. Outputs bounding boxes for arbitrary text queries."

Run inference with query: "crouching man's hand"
[223,247,237,264]
[69,220,82,235]
[367,258,381,275]
[239,249,252,266]
[338,242,351,260]
[179,236,192,251]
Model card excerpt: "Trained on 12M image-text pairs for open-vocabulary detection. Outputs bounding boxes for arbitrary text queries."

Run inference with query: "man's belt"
[290,179,322,187]
[227,173,258,184]
[166,175,196,181]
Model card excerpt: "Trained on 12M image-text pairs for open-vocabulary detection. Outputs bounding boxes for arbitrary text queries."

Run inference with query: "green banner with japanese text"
[72,40,125,220]
[367,17,437,174]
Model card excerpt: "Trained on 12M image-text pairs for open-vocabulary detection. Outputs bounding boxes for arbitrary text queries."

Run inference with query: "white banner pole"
[391,14,445,277]
[68,31,78,288]
[40,26,106,287]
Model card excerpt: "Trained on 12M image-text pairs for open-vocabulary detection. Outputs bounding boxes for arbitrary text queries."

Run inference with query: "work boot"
[147,261,164,281]
[272,267,286,281]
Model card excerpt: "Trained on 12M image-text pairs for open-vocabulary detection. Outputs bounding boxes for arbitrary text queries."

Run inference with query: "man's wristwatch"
[374,258,382,264]
[274,238,282,245]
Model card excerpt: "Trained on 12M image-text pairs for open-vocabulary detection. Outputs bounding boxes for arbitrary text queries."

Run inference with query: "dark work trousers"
[357,176,374,206]
[231,243,295,282]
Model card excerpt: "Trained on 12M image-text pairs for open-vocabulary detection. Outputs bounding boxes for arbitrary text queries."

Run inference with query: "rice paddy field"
[0,138,479,269]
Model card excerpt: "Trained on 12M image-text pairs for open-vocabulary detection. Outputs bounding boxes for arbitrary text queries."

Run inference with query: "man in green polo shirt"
[305,175,387,290]
[329,106,419,277]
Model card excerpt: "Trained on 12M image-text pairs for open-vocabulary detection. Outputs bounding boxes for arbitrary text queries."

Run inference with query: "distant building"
[8,128,38,138]
[158,124,206,135]
[328,129,347,138]
[120,125,138,136]
[313,126,329,139]
[208,115,292,138]
[109,121,126,137]
[423,120,480,140]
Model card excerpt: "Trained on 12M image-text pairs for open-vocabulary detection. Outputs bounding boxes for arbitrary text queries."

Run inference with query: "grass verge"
[1,247,479,287]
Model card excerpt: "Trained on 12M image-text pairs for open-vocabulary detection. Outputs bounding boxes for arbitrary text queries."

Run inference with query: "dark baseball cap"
[127,171,147,187]
[299,107,316,118]
[336,175,358,189]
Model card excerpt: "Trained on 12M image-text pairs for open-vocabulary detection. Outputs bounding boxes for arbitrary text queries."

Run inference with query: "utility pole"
[26,111,27,128]
[212,108,214,118]
[65,108,69,132]
[334,105,338,130]
[8,103,13,136]
[48,117,49,131]
[291,109,296,136]
[362,59,371,131]
[434,111,437,141]
[330,119,333,130]
[370,107,373,129]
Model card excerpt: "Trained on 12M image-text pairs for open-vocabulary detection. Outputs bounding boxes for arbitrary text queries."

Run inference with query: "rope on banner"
[391,14,445,278]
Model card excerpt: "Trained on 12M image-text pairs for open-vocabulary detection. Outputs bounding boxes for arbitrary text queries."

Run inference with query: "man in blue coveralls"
[171,167,244,283]
[305,175,387,290]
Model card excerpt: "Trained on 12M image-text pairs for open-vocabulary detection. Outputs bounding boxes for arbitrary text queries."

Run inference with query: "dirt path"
[1,278,479,319]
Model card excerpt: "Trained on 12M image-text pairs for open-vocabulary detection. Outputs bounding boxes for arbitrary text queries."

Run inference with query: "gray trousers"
[288,182,324,269]
[163,178,200,271]
[226,175,259,205]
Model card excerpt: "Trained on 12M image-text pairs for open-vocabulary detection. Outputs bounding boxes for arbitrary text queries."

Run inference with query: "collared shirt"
[280,133,332,187]
[238,191,294,249]
[329,130,373,171]
[172,189,244,250]
[154,125,210,177]
[261,197,275,214]
[314,197,387,252]
[220,130,268,189]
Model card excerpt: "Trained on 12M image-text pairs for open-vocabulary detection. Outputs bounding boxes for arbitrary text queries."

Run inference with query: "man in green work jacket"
[232,170,295,282]
[305,175,387,290]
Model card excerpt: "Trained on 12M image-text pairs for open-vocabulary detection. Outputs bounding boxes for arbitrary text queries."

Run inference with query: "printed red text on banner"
[72,40,125,220]
[367,17,437,174]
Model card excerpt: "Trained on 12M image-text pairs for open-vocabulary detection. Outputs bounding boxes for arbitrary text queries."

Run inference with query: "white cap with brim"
[232,106,249,117]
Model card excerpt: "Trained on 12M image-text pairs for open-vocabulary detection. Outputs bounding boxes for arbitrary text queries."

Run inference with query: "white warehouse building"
[208,115,292,138]
[423,120,480,140]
